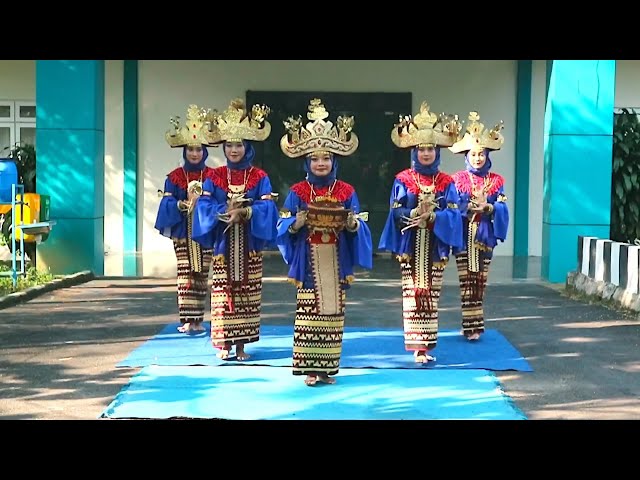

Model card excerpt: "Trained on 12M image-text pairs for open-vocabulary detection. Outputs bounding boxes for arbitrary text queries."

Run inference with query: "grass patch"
[0,264,55,297]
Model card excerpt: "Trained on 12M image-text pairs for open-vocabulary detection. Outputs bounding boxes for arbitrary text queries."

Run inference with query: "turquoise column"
[542,60,616,283]
[123,60,139,276]
[35,60,105,275]
[512,60,532,278]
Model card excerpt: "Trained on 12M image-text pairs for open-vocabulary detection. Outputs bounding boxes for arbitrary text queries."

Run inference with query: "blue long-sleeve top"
[378,169,463,262]
[190,166,278,256]
[276,180,373,289]
[451,170,509,257]
[154,166,217,240]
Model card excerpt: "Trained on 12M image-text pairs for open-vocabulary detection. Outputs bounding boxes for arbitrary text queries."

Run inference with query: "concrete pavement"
[1,254,639,420]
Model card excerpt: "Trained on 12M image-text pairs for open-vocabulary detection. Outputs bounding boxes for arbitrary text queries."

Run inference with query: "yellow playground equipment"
[0,193,51,242]
[0,188,55,287]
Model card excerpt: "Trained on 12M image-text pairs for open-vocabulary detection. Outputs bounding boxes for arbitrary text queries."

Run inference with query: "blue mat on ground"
[101,365,527,420]
[117,323,532,372]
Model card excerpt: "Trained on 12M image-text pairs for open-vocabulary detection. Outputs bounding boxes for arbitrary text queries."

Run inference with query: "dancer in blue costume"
[379,101,463,363]
[155,104,219,334]
[191,99,278,361]
[276,98,373,386]
[449,111,509,341]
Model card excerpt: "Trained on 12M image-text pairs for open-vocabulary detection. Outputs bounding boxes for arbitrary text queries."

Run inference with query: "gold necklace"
[183,168,203,191]
[308,179,337,202]
[228,166,252,194]
[412,170,438,194]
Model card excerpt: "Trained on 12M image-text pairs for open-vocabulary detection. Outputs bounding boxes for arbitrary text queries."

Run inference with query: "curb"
[564,271,640,319]
[0,270,95,310]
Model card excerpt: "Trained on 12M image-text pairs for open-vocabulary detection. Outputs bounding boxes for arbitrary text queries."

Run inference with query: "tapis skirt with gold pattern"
[292,231,346,376]
[400,227,447,351]
[210,222,263,350]
[455,220,492,337]
[172,217,212,326]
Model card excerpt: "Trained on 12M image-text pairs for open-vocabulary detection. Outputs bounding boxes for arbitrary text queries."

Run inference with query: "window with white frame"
[0,100,36,157]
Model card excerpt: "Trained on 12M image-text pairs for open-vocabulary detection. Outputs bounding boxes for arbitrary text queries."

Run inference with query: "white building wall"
[104,60,124,276]
[19,59,635,276]
[529,60,547,257]
[0,60,35,99]
[615,60,640,109]
[138,60,518,277]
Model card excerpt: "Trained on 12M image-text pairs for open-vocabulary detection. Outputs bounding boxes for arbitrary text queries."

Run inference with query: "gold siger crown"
[391,101,463,149]
[165,104,218,147]
[207,98,271,143]
[280,98,359,158]
[449,111,504,153]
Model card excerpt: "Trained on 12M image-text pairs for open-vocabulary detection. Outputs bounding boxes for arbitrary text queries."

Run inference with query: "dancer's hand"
[293,210,307,231]
[401,211,435,233]
[468,201,484,214]
[227,198,243,211]
[419,200,435,216]
[469,201,492,214]
[187,189,199,202]
[225,208,247,224]
[482,203,494,214]
[346,212,358,231]
[178,200,191,212]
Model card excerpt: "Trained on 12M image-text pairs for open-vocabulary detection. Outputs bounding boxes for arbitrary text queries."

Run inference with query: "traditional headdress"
[280,98,359,158]
[449,111,504,154]
[207,98,271,143]
[165,104,218,148]
[391,101,462,149]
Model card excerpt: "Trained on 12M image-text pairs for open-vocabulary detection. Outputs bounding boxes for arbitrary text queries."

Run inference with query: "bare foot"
[414,350,436,363]
[305,375,318,386]
[236,344,250,361]
[178,323,205,334]
[317,374,336,384]
[216,349,230,360]
[462,330,481,341]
